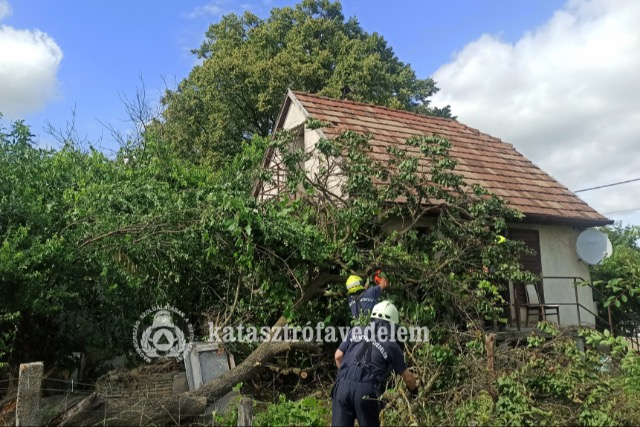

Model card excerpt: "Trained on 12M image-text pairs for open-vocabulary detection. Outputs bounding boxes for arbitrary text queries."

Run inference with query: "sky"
[1,0,638,228]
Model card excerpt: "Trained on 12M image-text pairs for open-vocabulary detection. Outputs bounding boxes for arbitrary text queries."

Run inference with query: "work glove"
[372,268,386,286]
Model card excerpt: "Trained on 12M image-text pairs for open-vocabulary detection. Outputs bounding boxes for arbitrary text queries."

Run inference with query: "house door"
[508,228,544,309]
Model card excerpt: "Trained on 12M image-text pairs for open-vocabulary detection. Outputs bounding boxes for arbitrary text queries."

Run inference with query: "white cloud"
[0,1,63,118]
[185,0,263,19]
[0,0,11,21]
[432,0,640,224]
[186,1,228,19]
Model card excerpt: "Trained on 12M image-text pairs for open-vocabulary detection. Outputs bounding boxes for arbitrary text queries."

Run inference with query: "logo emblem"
[133,306,194,362]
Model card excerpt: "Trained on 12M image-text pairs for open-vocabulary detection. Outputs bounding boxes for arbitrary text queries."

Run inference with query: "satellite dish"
[576,229,613,265]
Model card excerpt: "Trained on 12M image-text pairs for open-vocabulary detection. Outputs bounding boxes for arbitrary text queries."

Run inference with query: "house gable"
[256,90,343,201]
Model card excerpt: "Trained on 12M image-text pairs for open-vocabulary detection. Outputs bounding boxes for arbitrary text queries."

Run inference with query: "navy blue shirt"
[348,285,382,318]
[338,324,407,385]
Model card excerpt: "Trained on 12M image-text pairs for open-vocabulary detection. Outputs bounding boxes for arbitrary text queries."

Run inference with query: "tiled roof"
[285,91,612,227]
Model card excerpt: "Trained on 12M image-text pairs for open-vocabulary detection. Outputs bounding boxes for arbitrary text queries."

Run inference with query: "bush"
[253,395,330,427]
[379,324,640,426]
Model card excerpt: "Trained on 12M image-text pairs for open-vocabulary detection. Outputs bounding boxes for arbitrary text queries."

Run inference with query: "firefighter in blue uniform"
[345,270,389,319]
[332,301,418,427]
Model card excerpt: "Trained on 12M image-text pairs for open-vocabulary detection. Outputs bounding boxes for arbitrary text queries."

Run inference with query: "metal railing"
[510,276,640,349]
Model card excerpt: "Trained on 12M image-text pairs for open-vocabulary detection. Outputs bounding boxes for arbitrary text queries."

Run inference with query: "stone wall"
[95,371,186,398]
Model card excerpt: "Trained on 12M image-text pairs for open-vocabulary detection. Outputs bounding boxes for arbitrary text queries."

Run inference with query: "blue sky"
[1,0,639,227]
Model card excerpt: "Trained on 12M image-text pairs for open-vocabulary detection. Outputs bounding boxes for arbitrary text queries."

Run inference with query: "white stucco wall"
[262,97,344,200]
[282,99,307,129]
[507,223,597,327]
[281,96,344,198]
[261,99,310,200]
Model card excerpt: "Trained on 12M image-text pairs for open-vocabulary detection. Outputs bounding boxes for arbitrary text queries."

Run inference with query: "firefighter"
[345,270,389,319]
[332,301,418,427]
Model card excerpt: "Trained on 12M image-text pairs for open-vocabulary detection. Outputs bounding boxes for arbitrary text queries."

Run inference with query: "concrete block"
[172,373,189,395]
[16,362,44,427]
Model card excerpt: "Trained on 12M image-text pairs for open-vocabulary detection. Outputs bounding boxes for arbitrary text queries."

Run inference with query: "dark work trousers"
[331,365,382,427]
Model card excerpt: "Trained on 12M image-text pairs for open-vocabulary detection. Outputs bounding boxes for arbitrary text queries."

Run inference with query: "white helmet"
[371,301,399,325]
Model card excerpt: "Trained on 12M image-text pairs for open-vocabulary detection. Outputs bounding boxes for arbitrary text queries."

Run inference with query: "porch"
[502,276,640,350]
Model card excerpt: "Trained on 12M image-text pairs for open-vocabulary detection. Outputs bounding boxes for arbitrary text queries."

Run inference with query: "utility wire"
[575,177,640,193]
[603,207,640,215]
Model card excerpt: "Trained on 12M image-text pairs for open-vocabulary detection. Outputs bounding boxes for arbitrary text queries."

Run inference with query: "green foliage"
[581,328,630,356]
[262,125,529,332]
[587,224,640,334]
[0,117,262,368]
[0,312,19,368]
[0,107,530,372]
[211,403,239,427]
[384,330,640,426]
[495,374,551,426]
[253,395,330,427]
[620,350,640,393]
[454,391,495,426]
[158,0,453,163]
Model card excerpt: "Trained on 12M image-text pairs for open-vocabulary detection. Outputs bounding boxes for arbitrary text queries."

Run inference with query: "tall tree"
[159,0,453,163]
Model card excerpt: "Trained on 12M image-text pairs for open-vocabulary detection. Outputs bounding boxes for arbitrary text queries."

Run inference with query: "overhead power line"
[603,207,640,215]
[575,177,640,193]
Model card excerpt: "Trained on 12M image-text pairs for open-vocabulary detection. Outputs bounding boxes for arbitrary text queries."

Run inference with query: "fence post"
[486,333,496,373]
[237,397,253,426]
[16,362,44,427]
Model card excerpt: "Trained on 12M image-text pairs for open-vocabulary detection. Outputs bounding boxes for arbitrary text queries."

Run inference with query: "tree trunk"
[194,315,320,402]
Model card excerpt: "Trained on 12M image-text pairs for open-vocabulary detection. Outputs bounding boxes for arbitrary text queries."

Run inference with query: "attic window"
[291,124,304,154]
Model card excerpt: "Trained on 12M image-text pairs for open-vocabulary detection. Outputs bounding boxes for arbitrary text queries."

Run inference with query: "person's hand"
[373,269,389,288]
[372,269,382,285]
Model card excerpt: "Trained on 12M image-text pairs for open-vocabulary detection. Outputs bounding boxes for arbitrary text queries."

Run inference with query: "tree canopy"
[3,0,640,422]
[158,0,453,163]
[0,106,520,371]
[3,114,639,426]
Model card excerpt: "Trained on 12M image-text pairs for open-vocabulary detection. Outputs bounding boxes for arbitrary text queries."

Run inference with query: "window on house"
[508,228,544,305]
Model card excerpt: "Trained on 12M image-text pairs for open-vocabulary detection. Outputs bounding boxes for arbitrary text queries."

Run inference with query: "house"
[254,90,614,328]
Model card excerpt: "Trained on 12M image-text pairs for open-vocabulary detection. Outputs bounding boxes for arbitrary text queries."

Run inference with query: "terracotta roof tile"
[288,91,612,226]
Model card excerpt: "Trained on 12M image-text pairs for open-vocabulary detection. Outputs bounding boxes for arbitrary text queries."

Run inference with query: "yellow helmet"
[346,275,365,294]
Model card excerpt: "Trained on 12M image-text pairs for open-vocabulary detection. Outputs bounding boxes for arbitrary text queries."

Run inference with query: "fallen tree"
[54,326,320,426]
[53,275,339,426]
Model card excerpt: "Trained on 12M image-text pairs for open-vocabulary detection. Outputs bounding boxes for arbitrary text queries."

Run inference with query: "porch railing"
[511,276,640,350]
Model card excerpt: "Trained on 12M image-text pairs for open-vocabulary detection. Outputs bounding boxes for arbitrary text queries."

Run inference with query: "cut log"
[486,333,496,373]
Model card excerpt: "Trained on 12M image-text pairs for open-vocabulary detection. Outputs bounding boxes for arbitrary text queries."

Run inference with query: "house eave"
[517,213,613,228]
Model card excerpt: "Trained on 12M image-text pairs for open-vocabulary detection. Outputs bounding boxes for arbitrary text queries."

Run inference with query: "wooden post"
[237,397,253,427]
[486,333,496,373]
[16,362,44,427]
